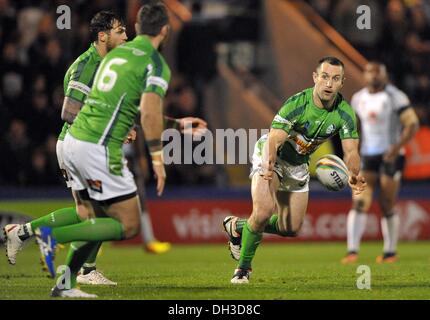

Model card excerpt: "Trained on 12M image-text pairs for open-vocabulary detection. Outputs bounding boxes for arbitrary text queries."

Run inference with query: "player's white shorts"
[250,135,310,192]
[56,139,72,188]
[62,133,137,201]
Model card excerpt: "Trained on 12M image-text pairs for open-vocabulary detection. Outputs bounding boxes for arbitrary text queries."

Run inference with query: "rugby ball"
[316,154,349,191]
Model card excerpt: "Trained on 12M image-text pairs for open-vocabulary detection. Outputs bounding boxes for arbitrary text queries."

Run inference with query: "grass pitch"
[1,200,430,300]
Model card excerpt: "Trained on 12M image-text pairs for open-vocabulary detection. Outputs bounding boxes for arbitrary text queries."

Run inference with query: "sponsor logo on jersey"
[87,179,103,193]
[326,124,336,135]
[288,131,324,155]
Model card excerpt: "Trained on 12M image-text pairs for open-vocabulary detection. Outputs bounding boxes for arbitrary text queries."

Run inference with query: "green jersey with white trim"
[58,44,102,141]
[270,87,359,165]
[69,35,171,175]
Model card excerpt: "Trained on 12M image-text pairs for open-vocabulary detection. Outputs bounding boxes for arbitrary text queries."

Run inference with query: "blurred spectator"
[0,119,31,185]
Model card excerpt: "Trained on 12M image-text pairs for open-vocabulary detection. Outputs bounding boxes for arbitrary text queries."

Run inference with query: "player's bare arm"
[383,107,419,162]
[61,96,83,124]
[341,138,366,195]
[140,92,166,196]
[261,128,288,180]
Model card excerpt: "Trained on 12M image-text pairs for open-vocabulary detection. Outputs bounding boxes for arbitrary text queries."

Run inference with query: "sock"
[381,214,399,254]
[346,209,367,253]
[59,241,100,289]
[140,209,155,244]
[235,218,246,235]
[52,218,124,244]
[81,241,102,274]
[235,215,280,235]
[30,207,82,233]
[238,222,263,270]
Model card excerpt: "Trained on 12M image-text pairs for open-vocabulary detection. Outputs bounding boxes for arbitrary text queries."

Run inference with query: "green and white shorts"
[63,133,137,201]
[250,134,310,192]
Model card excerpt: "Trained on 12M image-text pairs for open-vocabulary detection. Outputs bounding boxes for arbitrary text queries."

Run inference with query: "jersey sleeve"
[389,86,410,113]
[339,104,359,140]
[142,52,171,98]
[65,60,98,103]
[271,93,305,134]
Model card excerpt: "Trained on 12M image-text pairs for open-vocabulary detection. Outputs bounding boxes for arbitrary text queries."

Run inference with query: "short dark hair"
[317,56,345,71]
[136,2,169,36]
[89,11,124,42]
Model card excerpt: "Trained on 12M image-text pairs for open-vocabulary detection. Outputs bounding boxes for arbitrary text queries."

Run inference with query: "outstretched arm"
[140,92,165,196]
[341,138,366,195]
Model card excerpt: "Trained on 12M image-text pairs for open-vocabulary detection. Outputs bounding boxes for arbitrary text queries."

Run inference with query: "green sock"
[82,241,102,269]
[238,222,263,270]
[235,215,279,235]
[61,241,99,289]
[30,207,82,232]
[52,218,124,244]
[263,215,279,234]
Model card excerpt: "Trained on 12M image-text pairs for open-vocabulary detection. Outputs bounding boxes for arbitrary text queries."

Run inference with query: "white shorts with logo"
[62,133,137,201]
[250,135,310,192]
[56,139,72,188]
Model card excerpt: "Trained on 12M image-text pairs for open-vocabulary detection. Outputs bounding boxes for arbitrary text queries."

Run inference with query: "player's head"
[363,61,388,89]
[313,56,345,103]
[135,2,170,49]
[90,11,127,52]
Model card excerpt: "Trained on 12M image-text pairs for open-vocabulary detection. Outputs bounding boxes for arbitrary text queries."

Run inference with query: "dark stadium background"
[0,0,429,243]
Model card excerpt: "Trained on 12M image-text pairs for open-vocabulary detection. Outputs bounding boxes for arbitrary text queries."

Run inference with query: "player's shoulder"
[385,83,410,107]
[283,88,309,106]
[385,83,408,98]
[336,92,355,114]
[68,45,100,72]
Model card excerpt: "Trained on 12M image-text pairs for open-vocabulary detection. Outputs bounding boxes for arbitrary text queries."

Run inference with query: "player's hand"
[179,117,208,137]
[383,144,400,163]
[259,161,275,180]
[152,161,166,196]
[348,174,367,196]
[124,128,137,144]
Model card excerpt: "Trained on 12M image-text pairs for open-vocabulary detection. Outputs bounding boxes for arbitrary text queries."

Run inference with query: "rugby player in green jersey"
[4,2,205,298]
[223,57,367,283]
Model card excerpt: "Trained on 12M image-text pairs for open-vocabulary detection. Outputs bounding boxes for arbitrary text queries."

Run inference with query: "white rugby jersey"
[351,84,410,156]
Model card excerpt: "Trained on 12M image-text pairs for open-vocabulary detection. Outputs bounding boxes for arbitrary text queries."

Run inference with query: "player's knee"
[122,223,140,239]
[353,199,368,212]
[379,198,394,217]
[76,205,90,220]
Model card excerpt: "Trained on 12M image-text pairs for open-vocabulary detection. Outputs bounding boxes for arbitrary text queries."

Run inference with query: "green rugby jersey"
[271,87,359,165]
[69,35,171,175]
[58,44,102,141]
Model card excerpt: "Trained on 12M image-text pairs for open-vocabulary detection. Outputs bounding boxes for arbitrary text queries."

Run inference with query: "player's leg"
[231,173,279,284]
[376,157,404,263]
[136,181,171,254]
[49,194,140,297]
[273,190,308,237]
[341,168,377,264]
[3,206,85,265]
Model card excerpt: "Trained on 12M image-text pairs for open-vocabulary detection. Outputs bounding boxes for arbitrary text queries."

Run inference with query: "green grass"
[1,200,430,300]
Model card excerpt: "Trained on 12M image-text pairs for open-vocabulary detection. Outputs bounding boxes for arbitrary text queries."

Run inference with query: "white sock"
[140,209,155,244]
[381,214,399,254]
[346,209,367,253]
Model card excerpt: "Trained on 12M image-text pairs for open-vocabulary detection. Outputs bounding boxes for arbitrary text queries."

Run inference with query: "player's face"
[364,63,387,88]
[106,20,127,52]
[313,63,344,102]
